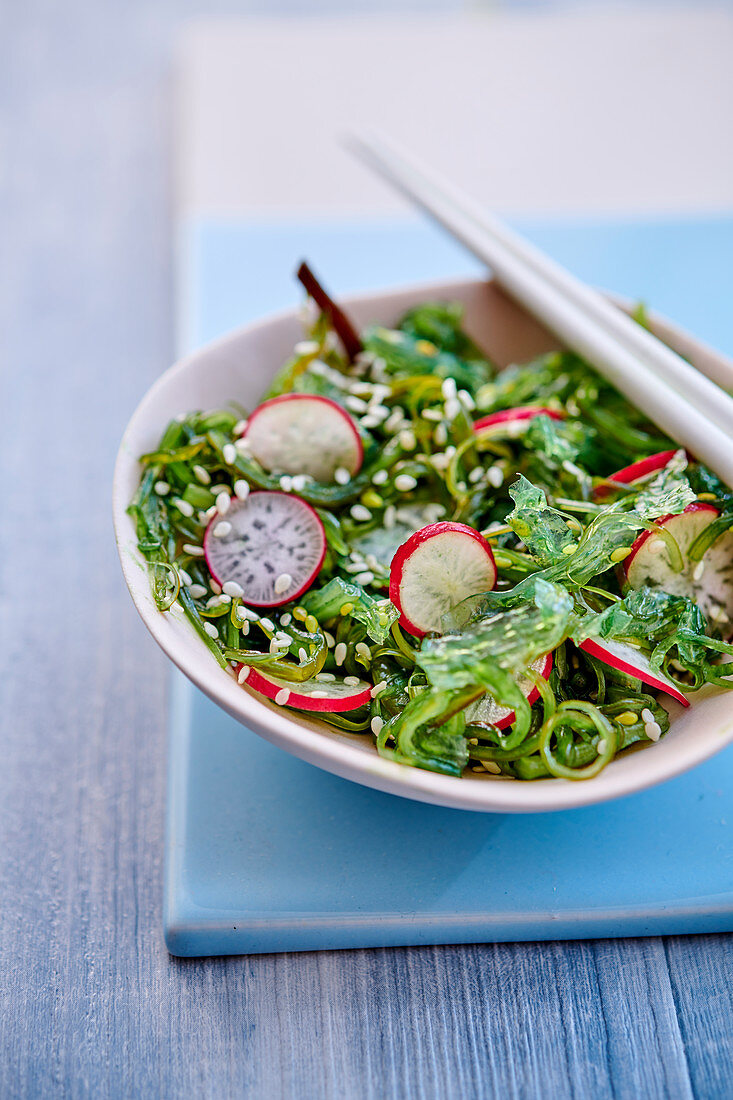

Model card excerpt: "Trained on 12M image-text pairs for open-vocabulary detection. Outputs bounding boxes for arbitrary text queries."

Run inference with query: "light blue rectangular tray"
[165,215,733,957]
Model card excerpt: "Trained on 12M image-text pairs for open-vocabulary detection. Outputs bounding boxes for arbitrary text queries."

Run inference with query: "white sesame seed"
[223,443,237,465]
[641,707,654,724]
[693,560,706,581]
[309,691,329,699]
[384,505,396,529]
[295,339,320,355]
[367,403,390,420]
[234,437,251,455]
[399,429,417,450]
[354,571,375,586]
[275,688,290,706]
[433,423,448,446]
[193,464,211,484]
[468,467,484,483]
[421,408,443,422]
[350,504,372,522]
[274,630,292,645]
[371,716,385,735]
[385,408,405,433]
[484,762,502,775]
[215,492,231,515]
[237,665,250,684]
[154,481,170,495]
[346,395,369,413]
[334,642,347,666]
[324,631,335,647]
[487,466,504,488]
[210,484,229,495]
[234,479,250,501]
[597,739,607,755]
[441,377,457,400]
[239,606,259,622]
[240,621,249,636]
[279,475,293,492]
[458,389,475,410]
[222,580,244,598]
[371,469,389,485]
[370,680,387,698]
[360,414,382,429]
[344,676,360,686]
[394,474,417,493]
[334,467,351,485]
[444,398,462,420]
[234,419,249,436]
[280,612,292,627]
[172,498,194,518]
[209,579,222,594]
[213,521,231,538]
[269,639,283,654]
[183,543,205,556]
[203,622,219,639]
[644,721,662,742]
[178,568,192,586]
[218,594,231,605]
[188,583,207,599]
[259,617,275,631]
[291,474,310,492]
[355,642,371,661]
[274,572,292,595]
[316,672,337,682]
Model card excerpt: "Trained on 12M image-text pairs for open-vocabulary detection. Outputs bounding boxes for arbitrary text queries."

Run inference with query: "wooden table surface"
[1,2,732,1096]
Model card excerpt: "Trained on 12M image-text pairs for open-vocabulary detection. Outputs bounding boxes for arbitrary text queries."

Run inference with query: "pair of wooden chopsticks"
[348,131,733,488]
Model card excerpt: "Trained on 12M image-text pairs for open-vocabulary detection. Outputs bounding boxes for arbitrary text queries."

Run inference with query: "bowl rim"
[113,274,733,813]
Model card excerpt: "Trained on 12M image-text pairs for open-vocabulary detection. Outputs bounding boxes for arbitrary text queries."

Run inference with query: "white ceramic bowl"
[113,276,733,812]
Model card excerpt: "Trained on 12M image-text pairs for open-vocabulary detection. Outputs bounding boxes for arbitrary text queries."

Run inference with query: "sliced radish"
[624,502,733,626]
[237,664,372,712]
[594,449,678,499]
[389,522,497,637]
[473,406,565,436]
[464,653,553,730]
[204,490,326,607]
[579,636,689,707]
[242,394,363,483]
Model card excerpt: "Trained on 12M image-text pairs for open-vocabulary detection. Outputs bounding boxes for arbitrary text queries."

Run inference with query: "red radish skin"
[389,522,497,637]
[594,449,678,499]
[204,491,326,608]
[237,664,372,712]
[473,406,565,434]
[465,653,553,731]
[623,501,733,627]
[242,394,363,483]
[579,637,689,707]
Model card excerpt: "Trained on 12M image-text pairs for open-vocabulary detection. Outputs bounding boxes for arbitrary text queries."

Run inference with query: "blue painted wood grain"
[0,1,731,1097]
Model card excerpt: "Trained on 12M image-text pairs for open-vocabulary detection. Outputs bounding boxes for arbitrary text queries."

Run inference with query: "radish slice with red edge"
[242,394,363,483]
[578,636,689,707]
[204,490,326,607]
[594,449,678,499]
[389,521,497,637]
[473,406,565,435]
[623,501,733,627]
[237,664,372,712]
[465,653,553,730]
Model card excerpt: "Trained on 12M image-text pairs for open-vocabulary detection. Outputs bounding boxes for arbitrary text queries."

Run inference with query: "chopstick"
[348,131,733,488]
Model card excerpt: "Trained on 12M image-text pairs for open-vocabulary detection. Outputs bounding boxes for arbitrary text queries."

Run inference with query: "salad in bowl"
[123,265,733,794]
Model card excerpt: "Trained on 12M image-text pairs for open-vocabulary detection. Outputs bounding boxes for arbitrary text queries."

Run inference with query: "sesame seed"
[354,571,375,586]
[240,621,250,636]
[213,521,231,538]
[183,543,204,556]
[172,498,194,518]
[239,606,259,622]
[218,594,231,605]
[433,423,448,446]
[346,395,368,413]
[693,560,706,581]
[279,475,293,492]
[203,622,219,639]
[644,721,662,742]
[562,544,577,556]
[385,408,405,433]
[274,572,292,595]
[384,505,396,529]
[188,584,207,599]
[316,672,337,682]
[305,614,319,633]
[350,504,372,522]
[399,429,417,450]
[371,716,384,735]
[360,414,382,429]
[178,568,192,586]
[259,617,275,631]
[355,642,371,661]
[471,765,485,773]
[367,403,390,420]
[334,643,347,666]
[334,467,351,485]
[222,580,244,598]
[610,547,632,563]
[154,481,170,495]
[298,647,308,663]
[641,707,654,724]
[484,762,502,775]
[234,479,250,500]
[234,419,249,436]
[291,475,310,492]
[193,464,211,485]
[309,691,329,699]
[280,612,292,626]
[345,559,369,574]
[441,377,458,400]
[444,398,461,420]
[324,631,335,647]
[394,474,417,493]
[421,408,442,421]
[370,680,387,698]
[597,739,607,755]
[344,676,360,686]
[223,443,237,465]
[274,631,292,645]
[275,688,290,706]
[209,579,222,594]
[468,467,484,484]
[215,492,230,515]
[458,389,475,410]
[234,437,251,455]
[237,665,250,684]
[486,466,504,488]
[617,711,638,726]
[295,339,319,355]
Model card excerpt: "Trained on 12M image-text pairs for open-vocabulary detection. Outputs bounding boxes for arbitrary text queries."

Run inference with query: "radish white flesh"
[594,449,678,499]
[579,636,689,707]
[624,502,733,627]
[389,522,497,637]
[473,406,564,437]
[204,490,325,607]
[242,394,363,482]
[464,653,553,730]
[237,665,371,712]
